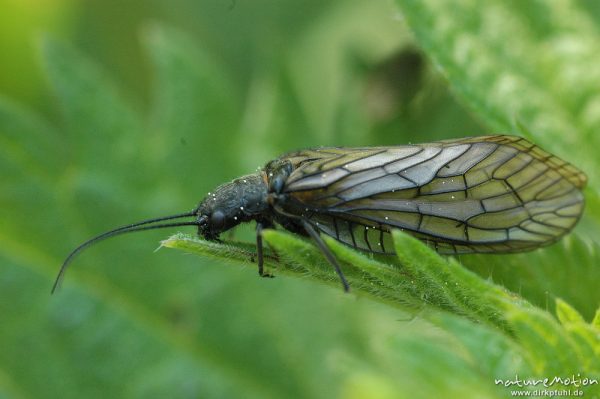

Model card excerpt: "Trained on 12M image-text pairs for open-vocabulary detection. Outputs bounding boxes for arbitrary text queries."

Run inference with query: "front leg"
[256,221,274,278]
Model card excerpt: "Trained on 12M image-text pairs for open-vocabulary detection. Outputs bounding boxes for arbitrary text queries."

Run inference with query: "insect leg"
[301,220,350,292]
[256,222,273,278]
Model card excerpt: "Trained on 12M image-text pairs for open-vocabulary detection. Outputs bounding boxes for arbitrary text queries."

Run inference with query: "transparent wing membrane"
[280,135,586,254]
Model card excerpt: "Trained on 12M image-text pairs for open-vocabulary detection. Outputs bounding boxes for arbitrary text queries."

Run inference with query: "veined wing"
[279,135,586,254]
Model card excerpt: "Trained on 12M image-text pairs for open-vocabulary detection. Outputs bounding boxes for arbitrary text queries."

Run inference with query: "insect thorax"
[264,158,294,193]
[198,173,270,237]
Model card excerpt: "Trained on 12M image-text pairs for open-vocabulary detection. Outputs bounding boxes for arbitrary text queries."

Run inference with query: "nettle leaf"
[162,230,541,330]
[166,229,600,395]
[164,230,521,329]
[462,235,600,320]
[555,299,600,372]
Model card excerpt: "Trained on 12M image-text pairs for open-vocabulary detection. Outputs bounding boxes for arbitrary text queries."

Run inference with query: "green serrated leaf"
[553,300,600,372]
[392,230,527,331]
[462,236,600,321]
[556,298,586,325]
[428,312,530,378]
[162,229,519,331]
[506,307,581,375]
[165,229,531,334]
[323,236,424,308]
[161,233,263,267]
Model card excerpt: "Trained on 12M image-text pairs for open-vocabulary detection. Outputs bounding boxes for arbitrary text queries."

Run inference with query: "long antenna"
[52,210,204,294]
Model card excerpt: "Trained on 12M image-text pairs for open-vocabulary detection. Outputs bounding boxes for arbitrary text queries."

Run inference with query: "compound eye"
[210,210,226,230]
[270,175,285,193]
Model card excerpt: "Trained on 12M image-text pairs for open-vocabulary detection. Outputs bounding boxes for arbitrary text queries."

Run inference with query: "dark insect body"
[53,135,586,293]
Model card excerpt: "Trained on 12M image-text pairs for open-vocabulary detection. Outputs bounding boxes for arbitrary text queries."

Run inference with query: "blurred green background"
[1,0,599,398]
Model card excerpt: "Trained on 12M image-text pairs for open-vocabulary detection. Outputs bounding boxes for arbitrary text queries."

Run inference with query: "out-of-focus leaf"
[288,1,411,143]
[42,38,143,170]
[143,25,240,193]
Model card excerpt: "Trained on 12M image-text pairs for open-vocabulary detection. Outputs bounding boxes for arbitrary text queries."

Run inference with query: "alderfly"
[53,135,586,292]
